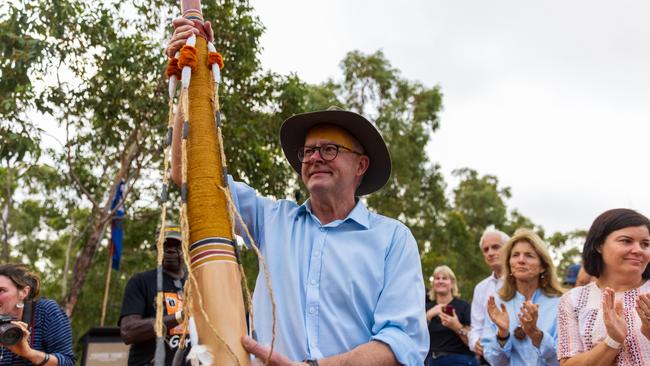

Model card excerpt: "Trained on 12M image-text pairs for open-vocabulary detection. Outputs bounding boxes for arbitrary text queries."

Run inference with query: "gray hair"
[478,226,510,248]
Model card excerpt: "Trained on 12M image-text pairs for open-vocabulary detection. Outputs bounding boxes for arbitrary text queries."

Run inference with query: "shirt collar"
[514,287,542,302]
[298,198,370,229]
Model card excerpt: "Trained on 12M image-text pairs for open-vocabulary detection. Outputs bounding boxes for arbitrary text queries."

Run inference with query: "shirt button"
[319,227,325,232]
[309,307,316,314]
[313,250,320,257]
[310,279,317,286]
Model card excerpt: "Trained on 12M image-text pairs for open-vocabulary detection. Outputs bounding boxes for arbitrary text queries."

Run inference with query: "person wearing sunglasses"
[481,229,565,366]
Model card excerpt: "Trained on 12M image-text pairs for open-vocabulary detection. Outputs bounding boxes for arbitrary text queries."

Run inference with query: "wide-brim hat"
[280,108,391,196]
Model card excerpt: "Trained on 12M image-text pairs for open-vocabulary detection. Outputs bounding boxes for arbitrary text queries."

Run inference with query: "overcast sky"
[250,0,650,234]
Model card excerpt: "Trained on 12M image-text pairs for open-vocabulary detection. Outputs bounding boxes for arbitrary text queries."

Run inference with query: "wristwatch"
[604,335,622,350]
[496,332,510,347]
[303,359,319,366]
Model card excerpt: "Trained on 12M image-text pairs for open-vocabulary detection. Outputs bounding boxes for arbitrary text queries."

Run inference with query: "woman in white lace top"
[558,208,650,366]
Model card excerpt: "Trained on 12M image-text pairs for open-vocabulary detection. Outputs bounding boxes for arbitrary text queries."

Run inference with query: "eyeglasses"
[297,144,363,163]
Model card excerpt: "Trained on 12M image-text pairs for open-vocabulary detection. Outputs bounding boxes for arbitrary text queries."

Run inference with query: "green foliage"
[1,0,307,351]
[1,0,590,356]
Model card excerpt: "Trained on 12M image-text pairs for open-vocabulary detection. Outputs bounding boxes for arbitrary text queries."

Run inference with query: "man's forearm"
[120,314,180,344]
[318,341,400,366]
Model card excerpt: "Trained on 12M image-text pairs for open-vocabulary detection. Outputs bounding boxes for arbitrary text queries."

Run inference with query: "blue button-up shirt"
[231,179,428,365]
[481,288,560,366]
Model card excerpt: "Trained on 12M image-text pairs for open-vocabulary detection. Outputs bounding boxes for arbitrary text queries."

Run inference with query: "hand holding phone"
[443,304,454,316]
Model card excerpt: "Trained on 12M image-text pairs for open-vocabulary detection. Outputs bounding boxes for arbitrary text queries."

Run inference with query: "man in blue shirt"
[168,20,428,366]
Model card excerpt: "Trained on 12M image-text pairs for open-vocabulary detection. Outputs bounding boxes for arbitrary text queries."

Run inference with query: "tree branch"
[65,119,98,208]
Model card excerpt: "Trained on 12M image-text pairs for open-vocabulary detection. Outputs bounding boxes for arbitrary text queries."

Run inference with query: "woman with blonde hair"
[425,265,477,366]
[482,229,564,366]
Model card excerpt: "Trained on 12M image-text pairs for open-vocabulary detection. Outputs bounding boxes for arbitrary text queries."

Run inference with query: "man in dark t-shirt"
[119,224,190,366]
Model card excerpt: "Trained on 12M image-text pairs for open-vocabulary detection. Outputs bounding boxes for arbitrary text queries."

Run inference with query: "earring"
[540,273,545,279]
[16,302,24,309]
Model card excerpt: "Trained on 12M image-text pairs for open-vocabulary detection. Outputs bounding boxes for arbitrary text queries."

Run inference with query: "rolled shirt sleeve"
[370,226,429,366]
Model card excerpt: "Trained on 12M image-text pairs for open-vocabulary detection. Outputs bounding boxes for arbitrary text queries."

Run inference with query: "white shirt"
[468,272,502,351]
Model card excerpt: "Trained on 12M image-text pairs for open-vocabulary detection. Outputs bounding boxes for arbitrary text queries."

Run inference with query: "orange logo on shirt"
[164,292,187,335]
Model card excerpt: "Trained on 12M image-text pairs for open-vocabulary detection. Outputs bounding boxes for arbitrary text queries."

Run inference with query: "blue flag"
[110,180,125,270]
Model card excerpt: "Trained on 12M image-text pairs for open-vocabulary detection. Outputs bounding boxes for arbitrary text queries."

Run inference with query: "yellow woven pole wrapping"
[184,22,250,366]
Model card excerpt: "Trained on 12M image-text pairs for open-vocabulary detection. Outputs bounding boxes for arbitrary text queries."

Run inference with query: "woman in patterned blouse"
[558,208,650,366]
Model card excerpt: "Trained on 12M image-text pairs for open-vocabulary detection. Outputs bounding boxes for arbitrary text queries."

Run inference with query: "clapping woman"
[557,208,650,365]
[482,229,565,366]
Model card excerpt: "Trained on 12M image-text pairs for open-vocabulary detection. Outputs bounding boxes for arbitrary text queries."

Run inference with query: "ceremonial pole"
[176,1,250,364]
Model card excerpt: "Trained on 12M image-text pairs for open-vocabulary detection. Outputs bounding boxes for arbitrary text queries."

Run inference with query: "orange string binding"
[178,45,198,71]
[207,52,224,70]
[165,57,182,79]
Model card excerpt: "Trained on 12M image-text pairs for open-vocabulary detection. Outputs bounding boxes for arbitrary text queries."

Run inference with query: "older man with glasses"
[171,96,428,366]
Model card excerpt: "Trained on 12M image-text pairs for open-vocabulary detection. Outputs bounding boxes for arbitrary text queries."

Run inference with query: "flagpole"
[100,241,113,326]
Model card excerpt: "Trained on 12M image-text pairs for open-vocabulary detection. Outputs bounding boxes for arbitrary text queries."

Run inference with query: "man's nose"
[308,148,325,162]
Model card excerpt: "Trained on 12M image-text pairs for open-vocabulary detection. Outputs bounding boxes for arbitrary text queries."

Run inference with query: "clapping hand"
[636,293,650,341]
[487,296,510,338]
[602,287,627,344]
[517,300,540,338]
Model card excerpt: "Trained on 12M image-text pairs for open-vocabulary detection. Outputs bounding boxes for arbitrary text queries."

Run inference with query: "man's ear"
[356,155,370,177]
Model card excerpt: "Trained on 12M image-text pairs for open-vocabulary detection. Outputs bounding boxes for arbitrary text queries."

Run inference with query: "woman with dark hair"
[424,265,476,366]
[0,264,75,365]
[558,208,650,366]
[482,228,565,366]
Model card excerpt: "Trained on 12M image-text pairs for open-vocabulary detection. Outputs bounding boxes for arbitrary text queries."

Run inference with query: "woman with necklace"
[424,265,476,366]
[482,229,565,366]
[558,208,650,365]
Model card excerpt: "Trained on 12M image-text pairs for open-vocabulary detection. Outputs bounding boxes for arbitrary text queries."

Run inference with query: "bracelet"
[174,310,183,323]
[496,332,510,341]
[36,353,50,366]
[457,327,467,336]
[303,359,319,366]
[604,335,622,350]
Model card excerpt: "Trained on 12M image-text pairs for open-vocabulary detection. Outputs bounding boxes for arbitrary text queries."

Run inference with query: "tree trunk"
[63,130,141,317]
[61,217,75,298]
[63,211,112,316]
